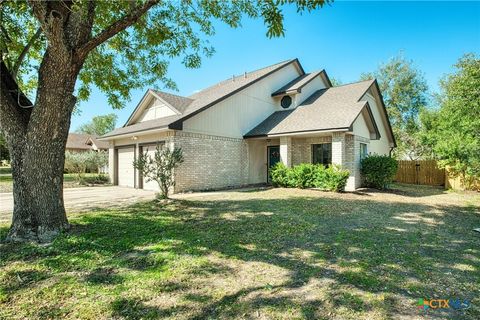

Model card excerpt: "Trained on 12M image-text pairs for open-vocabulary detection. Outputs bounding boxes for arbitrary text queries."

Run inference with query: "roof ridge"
[152,89,193,100]
[331,78,375,88]
[188,59,296,98]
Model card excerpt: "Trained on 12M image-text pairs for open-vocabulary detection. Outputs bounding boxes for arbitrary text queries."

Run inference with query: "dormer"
[271,70,332,110]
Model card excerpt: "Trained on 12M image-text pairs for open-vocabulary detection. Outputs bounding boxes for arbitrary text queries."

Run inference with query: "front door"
[267,145,280,183]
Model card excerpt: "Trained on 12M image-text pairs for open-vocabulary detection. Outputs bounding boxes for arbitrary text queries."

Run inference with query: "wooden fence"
[394,160,479,190]
[394,160,445,186]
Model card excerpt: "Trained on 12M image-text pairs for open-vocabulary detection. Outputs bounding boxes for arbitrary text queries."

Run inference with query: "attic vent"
[281,95,292,109]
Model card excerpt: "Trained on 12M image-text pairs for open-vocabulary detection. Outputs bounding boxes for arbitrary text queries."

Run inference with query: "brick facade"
[157,131,367,193]
[172,131,249,192]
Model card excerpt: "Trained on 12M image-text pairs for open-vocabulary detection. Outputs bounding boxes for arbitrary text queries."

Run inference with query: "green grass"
[0,167,11,175]
[0,173,109,192]
[1,185,479,319]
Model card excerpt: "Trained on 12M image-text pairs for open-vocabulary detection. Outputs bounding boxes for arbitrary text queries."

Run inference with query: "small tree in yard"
[133,145,184,199]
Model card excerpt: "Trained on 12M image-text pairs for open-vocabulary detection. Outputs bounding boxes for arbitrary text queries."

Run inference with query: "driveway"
[0,186,156,223]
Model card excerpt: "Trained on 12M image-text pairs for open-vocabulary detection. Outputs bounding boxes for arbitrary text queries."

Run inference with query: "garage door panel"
[117,147,135,188]
[141,145,160,191]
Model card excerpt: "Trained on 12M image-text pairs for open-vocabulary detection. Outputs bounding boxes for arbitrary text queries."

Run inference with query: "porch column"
[280,136,292,167]
[331,132,345,166]
[108,141,115,184]
[135,142,141,188]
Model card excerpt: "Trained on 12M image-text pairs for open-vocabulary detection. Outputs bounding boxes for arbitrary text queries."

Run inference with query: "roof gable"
[244,80,380,137]
[271,70,331,97]
[360,80,397,147]
[125,90,192,126]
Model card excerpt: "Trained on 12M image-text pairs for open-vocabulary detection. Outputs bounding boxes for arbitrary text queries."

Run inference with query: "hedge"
[360,154,398,189]
[271,163,350,192]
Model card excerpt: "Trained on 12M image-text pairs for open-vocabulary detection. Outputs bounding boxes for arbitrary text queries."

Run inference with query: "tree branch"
[76,0,159,60]
[0,61,32,137]
[12,27,42,78]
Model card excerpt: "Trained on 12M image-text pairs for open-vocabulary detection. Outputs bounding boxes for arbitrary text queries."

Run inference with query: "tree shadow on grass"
[1,187,479,318]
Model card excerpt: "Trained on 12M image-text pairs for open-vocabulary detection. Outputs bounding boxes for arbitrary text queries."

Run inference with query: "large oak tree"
[0,0,331,242]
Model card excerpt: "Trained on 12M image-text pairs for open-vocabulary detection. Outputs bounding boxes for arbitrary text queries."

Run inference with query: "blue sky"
[71,1,480,131]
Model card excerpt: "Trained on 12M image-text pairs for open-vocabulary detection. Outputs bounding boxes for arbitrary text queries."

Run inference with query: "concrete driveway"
[0,186,156,223]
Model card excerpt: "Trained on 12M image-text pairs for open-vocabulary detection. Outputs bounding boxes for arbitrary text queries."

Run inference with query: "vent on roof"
[281,95,292,109]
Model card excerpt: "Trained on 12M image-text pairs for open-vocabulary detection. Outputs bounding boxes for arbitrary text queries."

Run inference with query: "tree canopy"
[76,113,118,136]
[361,55,429,159]
[421,54,480,180]
[1,0,332,109]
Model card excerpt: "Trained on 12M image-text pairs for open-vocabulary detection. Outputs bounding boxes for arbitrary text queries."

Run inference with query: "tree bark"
[0,0,158,242]
[2,48,79,242]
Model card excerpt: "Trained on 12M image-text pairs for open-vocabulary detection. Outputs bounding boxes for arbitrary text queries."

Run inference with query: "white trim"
[97,128,171,141]
[125,90,182,126]
[266,128,349,138]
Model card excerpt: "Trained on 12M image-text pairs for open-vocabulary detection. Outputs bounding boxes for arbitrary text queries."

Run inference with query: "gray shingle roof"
[152,90,193,114]
[271,71,324,97]
[102,59,299,138]
[101,114,182,138]
[244,80,376,137]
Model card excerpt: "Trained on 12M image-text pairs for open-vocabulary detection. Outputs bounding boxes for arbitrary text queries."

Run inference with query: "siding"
[138,100,177,122]
[360,92,391,155]
[183,63,303,138]
[352,113,371,140]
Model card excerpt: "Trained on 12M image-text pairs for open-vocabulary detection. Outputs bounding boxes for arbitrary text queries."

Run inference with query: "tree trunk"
[3,48,79,243]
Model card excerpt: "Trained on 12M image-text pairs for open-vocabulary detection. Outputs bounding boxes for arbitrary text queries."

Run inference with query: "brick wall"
[173,131,248,192]
[291,136,332,165]
[289,133,368,191]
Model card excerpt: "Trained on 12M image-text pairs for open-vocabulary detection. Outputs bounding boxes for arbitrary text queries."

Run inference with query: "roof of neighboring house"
[244,80,379,137]
[271,71,325,97]
[66,133,109,150]
[101,59,303,138]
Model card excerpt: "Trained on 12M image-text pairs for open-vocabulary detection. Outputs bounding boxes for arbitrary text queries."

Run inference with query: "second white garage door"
[141,145,160,191]
[117,147,135,188]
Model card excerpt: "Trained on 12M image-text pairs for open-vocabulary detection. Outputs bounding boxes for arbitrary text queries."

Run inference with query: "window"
[281,95,292,109]
[312,143,332,166]
[360,143,368,160]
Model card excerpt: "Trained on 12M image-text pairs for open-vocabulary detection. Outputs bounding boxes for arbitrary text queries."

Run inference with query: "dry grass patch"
[1,184,479,319]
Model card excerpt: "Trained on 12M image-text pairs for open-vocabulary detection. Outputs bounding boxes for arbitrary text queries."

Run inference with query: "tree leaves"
[2,0,332,110]
[361,54,429,159]
[76,113,118,136]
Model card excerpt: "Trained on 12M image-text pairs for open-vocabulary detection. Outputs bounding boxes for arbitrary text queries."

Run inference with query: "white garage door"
[141,145,160,191]
[117,147,135,188]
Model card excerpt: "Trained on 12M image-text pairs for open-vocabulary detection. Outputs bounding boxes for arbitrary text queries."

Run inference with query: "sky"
[71,1,480,131]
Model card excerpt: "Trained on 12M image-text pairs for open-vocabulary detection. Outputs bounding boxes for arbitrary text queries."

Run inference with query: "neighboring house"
[100,59,396,192]
[66,133,109,173]
[66,133,109,152]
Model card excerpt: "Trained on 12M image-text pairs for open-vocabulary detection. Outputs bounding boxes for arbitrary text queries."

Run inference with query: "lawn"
[0,184,479,319]
[0,173,109,193]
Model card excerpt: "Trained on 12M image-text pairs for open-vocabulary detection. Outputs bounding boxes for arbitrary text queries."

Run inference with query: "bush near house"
[361,154,398,189]
[271,163,350,192]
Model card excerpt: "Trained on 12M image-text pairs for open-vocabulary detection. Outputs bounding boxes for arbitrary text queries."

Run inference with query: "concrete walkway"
[0,186,156,223]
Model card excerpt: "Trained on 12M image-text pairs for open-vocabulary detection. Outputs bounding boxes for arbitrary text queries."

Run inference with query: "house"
[100,59,395,192]
[66,133,109,152]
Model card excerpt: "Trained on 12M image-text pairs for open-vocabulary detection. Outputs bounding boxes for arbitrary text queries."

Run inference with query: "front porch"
[246,132,370,191]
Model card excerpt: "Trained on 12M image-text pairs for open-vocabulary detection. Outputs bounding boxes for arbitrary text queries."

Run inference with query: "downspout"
[389,147,395,157]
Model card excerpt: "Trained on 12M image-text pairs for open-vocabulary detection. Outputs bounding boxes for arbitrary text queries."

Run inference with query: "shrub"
[133,145,184,199]
[270,163,350,192]
[360,154,398,189]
